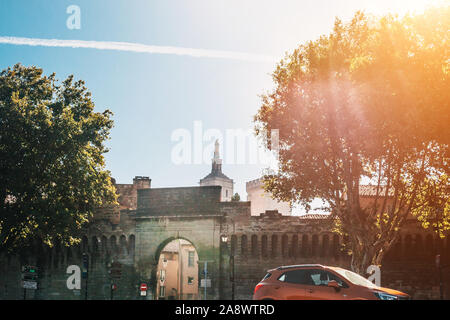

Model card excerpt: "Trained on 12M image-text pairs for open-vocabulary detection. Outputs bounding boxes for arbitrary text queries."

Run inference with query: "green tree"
[231,193,241,202]
[0,64,117,254]
[255,8,449,274]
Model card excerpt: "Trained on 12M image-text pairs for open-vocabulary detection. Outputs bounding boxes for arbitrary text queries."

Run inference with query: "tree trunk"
[350,239,390,276]
[350,243,378,276]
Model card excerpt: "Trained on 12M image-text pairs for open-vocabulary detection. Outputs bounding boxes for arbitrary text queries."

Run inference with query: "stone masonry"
[0,176,449,300]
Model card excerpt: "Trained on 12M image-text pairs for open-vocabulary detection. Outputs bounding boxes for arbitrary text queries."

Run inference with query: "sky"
[0,0,444,214]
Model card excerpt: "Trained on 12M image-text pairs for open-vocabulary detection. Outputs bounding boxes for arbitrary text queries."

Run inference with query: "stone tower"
[246,178,292,216]
[199,140,234,201]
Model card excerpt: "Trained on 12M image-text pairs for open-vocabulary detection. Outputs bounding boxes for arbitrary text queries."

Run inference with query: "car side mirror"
[328,280,340,290]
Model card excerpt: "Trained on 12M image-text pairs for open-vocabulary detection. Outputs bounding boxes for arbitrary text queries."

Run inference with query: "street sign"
[200,279,211,288]
[22,266,38,273]
[140,283,147,296]
[22,280,37,290]
[22,265,38,287]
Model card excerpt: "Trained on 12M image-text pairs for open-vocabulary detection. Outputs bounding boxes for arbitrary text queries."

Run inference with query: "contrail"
[0,36,278,63]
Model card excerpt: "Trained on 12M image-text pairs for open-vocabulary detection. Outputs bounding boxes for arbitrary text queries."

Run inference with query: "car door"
[276,269,312,300]
[303,269,350,300]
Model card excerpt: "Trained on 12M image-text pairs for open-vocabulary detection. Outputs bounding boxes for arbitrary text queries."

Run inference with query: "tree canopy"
[0,64,117,254]
[255,7,449,273]
[231,193,241,202]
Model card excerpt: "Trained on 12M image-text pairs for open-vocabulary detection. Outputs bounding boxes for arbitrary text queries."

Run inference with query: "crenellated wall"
[220,210,450,300]
[1,178,449,300]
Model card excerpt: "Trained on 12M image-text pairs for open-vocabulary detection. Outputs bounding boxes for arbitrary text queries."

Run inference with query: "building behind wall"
[156,239,199,300]
[246,178,292,216]
[199,140,233,201]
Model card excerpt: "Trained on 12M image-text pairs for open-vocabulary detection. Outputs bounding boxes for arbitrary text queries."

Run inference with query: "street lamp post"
[227,218,236,300]
[230,253,235,300]
[220,235,228,300]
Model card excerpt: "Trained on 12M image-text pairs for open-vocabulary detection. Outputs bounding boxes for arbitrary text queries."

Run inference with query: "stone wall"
[0,230,139,300]
[223,211,450,300]
[1,182,449,300]
[137,186,221,216]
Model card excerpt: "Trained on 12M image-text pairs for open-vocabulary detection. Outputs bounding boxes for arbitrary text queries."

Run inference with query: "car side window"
[310,271,323,286]
[279,269,349,287]
[278,269,314,285]
[310,270,349,288]
[326,271,349,288]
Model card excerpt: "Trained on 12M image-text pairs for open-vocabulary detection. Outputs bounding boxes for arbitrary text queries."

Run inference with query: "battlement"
[246,178,263,190]
[137,186,222,216]
[133,176,151,189]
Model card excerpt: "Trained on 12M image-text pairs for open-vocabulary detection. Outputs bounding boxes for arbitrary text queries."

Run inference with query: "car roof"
[268,264,325,272]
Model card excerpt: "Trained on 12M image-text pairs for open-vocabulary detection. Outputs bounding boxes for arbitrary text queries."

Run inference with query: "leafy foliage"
[0,64,117,253]
[255,8,449,273]
[231,193,241,202]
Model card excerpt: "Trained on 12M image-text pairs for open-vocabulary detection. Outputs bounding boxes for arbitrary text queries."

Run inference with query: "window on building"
[226,190,228,197]
[188,277,194,285]
[160,269,166,283]
[159,286,166,297]
[188,251,195,267]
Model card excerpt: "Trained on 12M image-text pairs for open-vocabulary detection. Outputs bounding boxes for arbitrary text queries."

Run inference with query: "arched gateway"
[155,238,199,300]
[134,185,232,300]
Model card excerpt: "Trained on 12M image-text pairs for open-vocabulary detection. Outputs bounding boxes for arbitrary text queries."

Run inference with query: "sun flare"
[381,0,449,15]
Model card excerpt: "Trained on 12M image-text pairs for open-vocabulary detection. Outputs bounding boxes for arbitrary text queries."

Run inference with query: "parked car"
[253,264,410,300]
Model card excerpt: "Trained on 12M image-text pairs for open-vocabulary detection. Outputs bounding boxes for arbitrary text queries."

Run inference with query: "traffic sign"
[200,279,211,288]
[140,283,147,291]
[22,280,37,290]
[22,265,38,282]
[22,266,38,273]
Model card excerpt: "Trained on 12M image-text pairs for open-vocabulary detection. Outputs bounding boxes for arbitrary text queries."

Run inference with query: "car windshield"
[332,268,378,289]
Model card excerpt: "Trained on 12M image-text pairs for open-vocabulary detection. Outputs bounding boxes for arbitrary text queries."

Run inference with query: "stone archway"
[154,238,199,300]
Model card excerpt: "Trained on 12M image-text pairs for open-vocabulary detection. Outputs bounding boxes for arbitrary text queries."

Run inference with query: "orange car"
[253,264,410,300]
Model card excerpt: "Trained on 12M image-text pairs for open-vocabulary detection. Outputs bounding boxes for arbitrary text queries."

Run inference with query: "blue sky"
[0,0,438,211]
